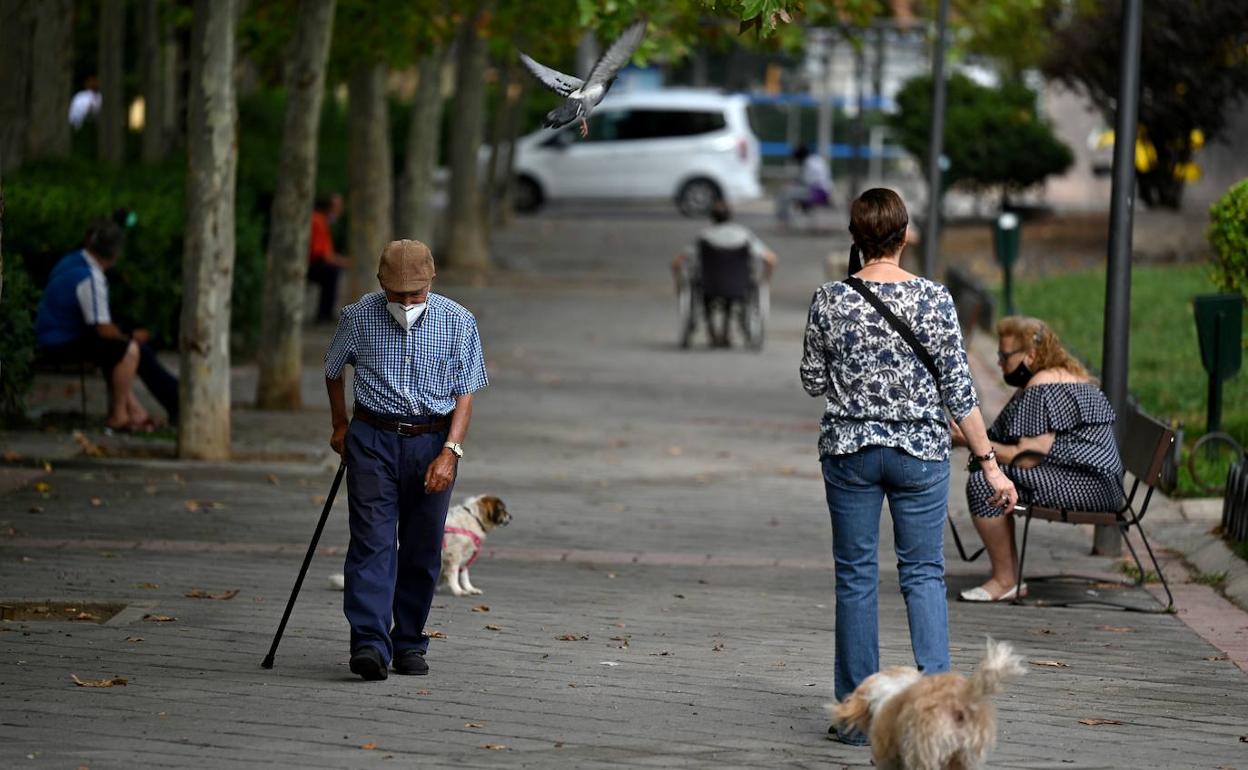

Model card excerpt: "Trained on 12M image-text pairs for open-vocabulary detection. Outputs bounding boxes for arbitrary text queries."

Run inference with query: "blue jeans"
[343,416,454,663]
[822,446,951,702]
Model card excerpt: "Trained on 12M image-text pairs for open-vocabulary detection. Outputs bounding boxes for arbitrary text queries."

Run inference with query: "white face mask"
[387,301,426,330]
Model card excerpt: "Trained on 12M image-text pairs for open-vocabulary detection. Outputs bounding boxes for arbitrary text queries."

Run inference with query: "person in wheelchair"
[671,201,776,348]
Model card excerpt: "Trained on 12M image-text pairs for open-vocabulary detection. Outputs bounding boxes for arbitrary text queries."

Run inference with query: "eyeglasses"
[997,348,1025,365]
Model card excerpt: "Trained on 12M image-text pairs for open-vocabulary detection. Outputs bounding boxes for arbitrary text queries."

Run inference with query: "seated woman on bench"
[34,219,179,431]
[950,316,1125,602]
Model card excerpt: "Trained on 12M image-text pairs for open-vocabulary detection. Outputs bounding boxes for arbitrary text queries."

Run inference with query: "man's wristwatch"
[443,441,464,459]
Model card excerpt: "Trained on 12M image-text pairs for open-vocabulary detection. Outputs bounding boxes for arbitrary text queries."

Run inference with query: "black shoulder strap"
[843,276,942,389]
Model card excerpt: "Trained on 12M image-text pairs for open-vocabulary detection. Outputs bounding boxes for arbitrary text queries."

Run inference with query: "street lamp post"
[921,0,950,279]
[1097,0,1144,556]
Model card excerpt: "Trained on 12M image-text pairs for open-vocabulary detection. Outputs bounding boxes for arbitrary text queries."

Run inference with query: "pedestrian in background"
[307,192,348,324]
[324,239,488,681]
[799,188,1016,745]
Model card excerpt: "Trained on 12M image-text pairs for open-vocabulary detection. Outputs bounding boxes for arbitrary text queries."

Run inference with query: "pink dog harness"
[443,526,482,571]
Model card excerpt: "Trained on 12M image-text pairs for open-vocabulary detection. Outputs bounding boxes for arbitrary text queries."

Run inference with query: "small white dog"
[829,638,1025,770]
[439,494,510,596]
[327,494,511,596]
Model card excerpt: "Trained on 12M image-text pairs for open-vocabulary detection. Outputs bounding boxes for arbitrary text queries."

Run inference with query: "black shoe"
[349,647,388,681]
[827,724,870,746]
[392,649,429,676]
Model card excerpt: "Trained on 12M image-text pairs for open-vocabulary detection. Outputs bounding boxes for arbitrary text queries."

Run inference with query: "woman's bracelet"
[972,447,997,464]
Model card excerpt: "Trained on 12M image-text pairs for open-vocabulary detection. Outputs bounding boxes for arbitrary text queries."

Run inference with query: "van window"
[616,110,727,140]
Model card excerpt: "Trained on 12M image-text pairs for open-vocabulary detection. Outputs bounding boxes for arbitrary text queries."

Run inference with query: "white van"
[511,89,763,216]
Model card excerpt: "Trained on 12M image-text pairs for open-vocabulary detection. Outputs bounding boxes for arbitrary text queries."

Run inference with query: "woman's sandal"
[959,583,1029,602]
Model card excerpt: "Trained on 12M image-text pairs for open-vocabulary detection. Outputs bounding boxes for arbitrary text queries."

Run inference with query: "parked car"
[511,89,763,216]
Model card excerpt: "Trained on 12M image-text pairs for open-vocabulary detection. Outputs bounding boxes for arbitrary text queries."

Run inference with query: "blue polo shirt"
[35,250,113,348]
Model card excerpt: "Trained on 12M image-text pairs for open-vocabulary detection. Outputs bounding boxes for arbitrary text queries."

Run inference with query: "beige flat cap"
[377,239,435,292]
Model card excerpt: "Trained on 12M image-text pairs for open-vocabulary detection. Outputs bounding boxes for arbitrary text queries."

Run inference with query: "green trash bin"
[1193,294,1243,432]
[994,213,1021,315]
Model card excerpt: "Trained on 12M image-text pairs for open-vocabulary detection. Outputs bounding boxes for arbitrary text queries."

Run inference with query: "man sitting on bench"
[34,219,179,431]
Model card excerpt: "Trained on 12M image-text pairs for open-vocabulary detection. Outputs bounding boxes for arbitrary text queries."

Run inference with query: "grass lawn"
[1010,264,1247,495]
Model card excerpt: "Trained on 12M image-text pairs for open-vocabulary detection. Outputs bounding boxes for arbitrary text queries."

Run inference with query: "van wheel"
[677,178,721,217]
[514,176,544,213]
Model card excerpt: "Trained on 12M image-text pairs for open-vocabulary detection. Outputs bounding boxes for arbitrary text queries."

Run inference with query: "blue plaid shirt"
[325,291,489,416]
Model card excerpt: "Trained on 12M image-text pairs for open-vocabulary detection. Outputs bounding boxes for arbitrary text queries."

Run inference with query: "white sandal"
[959,583,1028,602]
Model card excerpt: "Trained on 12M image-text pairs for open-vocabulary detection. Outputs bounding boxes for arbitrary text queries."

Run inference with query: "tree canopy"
[891,73,1072,201]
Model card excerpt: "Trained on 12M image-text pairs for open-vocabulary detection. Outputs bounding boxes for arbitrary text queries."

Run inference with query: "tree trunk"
[490,69,528,230]
[26,0,73,162]
[0,1,32,173]
[140,0,173,163]
[397,48,447,245]
[178,0,239,460]
[346,64,393,301]
[98,0,126,165]
[445,5,491,270]
[255,0,336,411]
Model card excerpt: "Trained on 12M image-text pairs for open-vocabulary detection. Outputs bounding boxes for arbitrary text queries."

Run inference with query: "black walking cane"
[947,511,986,562]
[261,461,346,669]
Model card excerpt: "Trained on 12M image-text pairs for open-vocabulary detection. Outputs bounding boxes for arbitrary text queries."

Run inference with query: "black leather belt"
[353,405,450,436]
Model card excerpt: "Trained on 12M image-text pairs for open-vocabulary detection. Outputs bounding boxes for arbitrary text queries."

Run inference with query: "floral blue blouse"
[800,278,978,462]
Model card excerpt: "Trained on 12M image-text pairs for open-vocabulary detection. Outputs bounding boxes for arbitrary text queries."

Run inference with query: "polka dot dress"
[967,382,1126,518]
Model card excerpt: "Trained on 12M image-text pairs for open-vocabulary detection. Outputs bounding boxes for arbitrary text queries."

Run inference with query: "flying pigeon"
[520,20,647,138]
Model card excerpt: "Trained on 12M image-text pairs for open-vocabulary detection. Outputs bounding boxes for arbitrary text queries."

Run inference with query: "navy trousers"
[342,415,453,663]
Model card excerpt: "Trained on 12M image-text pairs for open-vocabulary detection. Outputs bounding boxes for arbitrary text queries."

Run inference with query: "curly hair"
[997,316,1091,380]
[849,188,909,261]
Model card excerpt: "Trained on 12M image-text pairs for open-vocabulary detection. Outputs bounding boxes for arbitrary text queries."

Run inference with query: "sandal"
[959,583,1028,602]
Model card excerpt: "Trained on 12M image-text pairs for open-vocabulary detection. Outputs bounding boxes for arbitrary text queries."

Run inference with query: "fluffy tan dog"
[829,639,1025,770]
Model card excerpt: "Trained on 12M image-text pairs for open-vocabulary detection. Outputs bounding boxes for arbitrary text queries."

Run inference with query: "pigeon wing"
[584,20,647,89]
[519,53,584,97]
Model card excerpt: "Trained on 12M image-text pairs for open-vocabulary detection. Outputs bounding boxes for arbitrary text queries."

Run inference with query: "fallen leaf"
[125,636,144,643]
[673,594,685,599]
[73,612,98,621]
[73,431,106,457]
[136,582,159,590]
[2,450,21,462]
[1097,625,1134,633]
[71,674,128,688]
[311,495,327,505]
[480,744,508,751]
[554,741,564,748]
[1205,654,1229,661]
[34,482,51,493]
[28,506,43,513]
[142,614,175,622]
[185,589,240,601]
[666,446,683,456]
[649,651,672,657]
[712,642,725,652]
[464,722,484,728]
[1031,660,1069,668]
[1078,718,1123,726]
[183,500,224,513]
[471,605,490,612]
[556,633,588,641]
[426,630,446,639]
[484,624,502,631]
[360,742,378,750]
[89,497,103,507]
[416,689,431,696]
[267,474,280,485]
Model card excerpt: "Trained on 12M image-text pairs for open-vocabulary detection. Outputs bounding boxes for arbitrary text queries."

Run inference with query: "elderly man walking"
[324,240,488,680]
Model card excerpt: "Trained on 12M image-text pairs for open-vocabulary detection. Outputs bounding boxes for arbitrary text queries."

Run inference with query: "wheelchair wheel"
[741,283,768,351]
[677,281,696,348]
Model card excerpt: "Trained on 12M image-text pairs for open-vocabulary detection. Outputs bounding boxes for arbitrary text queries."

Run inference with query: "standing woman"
[800,188,1016,745]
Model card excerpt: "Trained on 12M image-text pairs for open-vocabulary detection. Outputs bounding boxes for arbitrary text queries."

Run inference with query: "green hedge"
[0,257,37,422]
[4,159,266,357]
[1210,178,1248,301]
